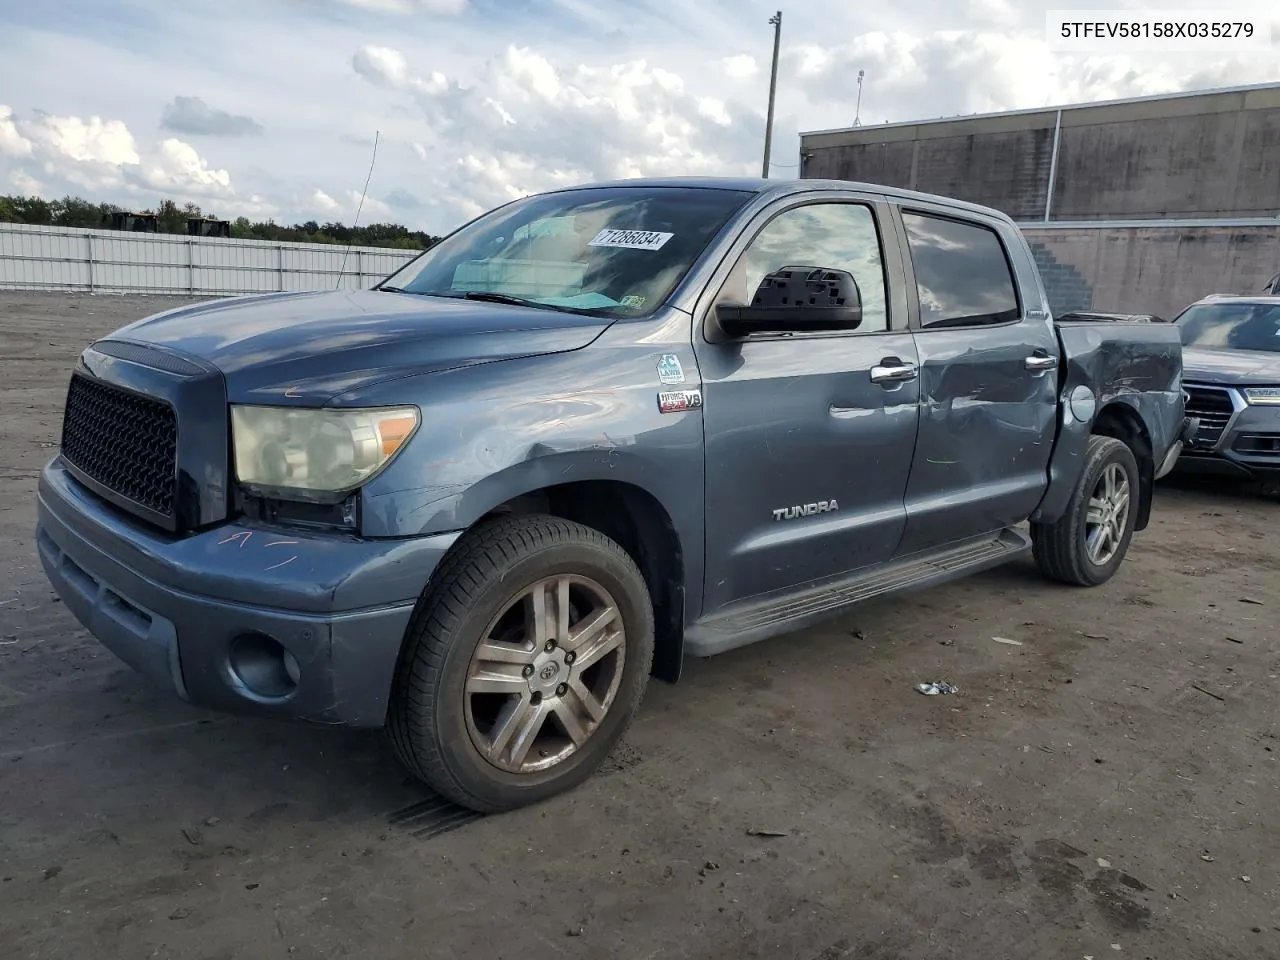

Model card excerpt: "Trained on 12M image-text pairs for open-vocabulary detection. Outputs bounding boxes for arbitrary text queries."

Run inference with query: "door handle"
[869,360,919,384]
[1025,354,1057,371]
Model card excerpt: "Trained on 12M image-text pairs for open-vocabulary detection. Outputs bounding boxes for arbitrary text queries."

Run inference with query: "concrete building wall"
[799,84,1280,222]
[802,116,1058,221]
[1050,88,1280,219]
[1023,225,1280,321]
[799,84,1280,323]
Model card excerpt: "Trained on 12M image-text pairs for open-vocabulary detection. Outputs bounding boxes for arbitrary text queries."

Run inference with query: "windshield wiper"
[458,291,546,308]
[419,290,612,316]
[417,290,543,307]
[375,285,412,294]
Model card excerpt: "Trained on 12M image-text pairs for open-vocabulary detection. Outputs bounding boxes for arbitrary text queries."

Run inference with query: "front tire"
[1032,435,1139,587]
[388,515,654,813]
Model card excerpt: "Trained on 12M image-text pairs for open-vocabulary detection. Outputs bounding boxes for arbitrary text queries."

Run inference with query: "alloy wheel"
[1084,462,1130,566]
[463,574,626,774]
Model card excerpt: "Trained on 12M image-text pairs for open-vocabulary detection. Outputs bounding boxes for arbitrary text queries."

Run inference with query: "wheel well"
[482,481,686,683]
[1092,403,1154,531]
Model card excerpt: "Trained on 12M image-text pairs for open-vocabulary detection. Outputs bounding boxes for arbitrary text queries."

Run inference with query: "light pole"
[761,10,782,178]
[854,69,864,126]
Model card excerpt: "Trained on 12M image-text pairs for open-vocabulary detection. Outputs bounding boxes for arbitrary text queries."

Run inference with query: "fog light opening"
[229,632,298,700]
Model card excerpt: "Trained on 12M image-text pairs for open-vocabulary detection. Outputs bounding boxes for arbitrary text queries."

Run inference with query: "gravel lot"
[1,291,1277,960]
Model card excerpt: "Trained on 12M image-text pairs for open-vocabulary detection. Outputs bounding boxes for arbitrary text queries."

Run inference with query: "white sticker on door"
[588,229,674,251]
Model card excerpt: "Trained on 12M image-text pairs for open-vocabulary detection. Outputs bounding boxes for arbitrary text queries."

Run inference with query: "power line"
[336,130,380,290]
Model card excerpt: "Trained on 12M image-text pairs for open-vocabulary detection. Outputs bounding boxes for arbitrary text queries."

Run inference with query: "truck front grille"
[60,374,178,518]
[1183,384,1236,449]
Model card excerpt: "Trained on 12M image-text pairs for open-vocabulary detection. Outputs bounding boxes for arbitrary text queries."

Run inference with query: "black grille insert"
[61,374,178,518]
[1184,384,1235,448]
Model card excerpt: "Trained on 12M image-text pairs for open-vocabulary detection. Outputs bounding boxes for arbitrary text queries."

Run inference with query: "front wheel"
[1032,435,1140,587]
[388,515,654,813]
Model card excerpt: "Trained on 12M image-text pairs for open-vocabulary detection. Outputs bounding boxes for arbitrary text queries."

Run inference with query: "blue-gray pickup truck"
[36,177,1193,812]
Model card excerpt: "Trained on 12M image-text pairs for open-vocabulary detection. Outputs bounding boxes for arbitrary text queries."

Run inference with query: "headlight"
[1243,387,1280,405]
[231,405,420,495]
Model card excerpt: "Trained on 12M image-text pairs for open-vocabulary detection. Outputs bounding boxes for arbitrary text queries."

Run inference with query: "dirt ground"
[1,291,1277,960]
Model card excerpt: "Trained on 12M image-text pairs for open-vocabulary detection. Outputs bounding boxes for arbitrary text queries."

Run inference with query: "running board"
[684,528,1031,658]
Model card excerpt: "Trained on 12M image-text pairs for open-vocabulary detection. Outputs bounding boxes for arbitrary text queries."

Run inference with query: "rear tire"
[388,515,654,813]
[1032,435,1139,587]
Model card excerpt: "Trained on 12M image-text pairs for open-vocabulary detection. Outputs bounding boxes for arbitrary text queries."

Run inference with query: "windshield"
[1175,302,1280,353]
[380,186,754,315]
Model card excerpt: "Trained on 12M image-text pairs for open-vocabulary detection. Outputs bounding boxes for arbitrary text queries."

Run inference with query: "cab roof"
[551,176,1017,225]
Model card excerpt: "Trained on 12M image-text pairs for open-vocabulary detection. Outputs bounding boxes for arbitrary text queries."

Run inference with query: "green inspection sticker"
[620,295,647,308]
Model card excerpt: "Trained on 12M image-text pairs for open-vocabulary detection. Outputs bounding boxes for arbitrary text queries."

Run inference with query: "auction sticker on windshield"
[589,229,674,251]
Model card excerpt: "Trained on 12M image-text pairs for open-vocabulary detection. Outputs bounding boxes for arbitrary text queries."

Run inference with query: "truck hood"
[101,289,613,403]
[1182,346,1280,385]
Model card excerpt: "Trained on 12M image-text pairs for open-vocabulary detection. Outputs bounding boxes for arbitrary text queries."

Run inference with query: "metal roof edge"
[799,80,1280,139]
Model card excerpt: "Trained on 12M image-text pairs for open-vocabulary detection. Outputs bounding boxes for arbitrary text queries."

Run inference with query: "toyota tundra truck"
[36,177,1193,812]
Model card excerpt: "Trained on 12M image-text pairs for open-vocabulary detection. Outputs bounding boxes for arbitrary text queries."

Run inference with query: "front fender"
[353,315,707,610]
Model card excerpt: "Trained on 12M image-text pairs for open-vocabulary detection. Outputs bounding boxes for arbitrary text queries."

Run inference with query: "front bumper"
[1175,388,1280,483]
[36,458,459,727]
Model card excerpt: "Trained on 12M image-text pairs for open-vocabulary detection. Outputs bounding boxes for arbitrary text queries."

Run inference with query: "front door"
[694,196,921,614]
[894,207,1060,555]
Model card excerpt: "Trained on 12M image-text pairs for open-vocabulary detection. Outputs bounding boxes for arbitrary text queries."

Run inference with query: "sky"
[0,0,1276,234]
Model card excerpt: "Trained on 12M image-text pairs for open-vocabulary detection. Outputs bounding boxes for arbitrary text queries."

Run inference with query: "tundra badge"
[772,501,839,521]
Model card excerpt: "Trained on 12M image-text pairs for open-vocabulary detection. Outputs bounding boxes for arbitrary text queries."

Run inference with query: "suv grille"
[1183,384,1235,449]
[61,374,178,518]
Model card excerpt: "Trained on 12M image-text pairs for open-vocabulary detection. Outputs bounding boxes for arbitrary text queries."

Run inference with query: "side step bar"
[684,528,1031,658]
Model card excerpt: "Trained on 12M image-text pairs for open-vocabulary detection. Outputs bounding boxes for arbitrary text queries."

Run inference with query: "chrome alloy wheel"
[464,574,626,774]
[1084,462,1130,566]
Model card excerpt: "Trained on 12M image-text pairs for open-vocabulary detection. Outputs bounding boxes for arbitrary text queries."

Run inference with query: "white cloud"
[312,188,342,213]
[351,45,410,88]
[9,169,42,195]
[330,0,467,13]
[2,0,1277,233]
[965,0,1019,25]
[345,189,392,219]
[22,113,139,165]
[697,97,732,126]
[0,105,33,157]
[352,44,762,220]
[720,55,759,79]
[787,29,1266,123]
[145,138,233,196]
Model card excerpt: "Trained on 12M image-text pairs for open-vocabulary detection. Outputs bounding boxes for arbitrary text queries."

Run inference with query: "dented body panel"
[1031,320,1187,529]
[35,176,1186,726]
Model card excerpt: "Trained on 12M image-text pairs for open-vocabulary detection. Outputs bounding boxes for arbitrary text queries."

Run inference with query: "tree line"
[0,194,441,250]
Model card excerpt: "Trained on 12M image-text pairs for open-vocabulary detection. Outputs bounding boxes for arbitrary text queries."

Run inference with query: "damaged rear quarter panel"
[1031,319,1184,527]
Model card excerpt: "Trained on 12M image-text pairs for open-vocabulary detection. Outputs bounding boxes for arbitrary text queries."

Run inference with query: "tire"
[1032,435,1140,587]
[388,515,654,813]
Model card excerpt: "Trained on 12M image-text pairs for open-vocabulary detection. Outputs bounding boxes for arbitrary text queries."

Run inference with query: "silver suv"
[1173,295,1280,491]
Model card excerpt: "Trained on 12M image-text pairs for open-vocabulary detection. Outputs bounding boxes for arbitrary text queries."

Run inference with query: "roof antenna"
[336,130,380,290]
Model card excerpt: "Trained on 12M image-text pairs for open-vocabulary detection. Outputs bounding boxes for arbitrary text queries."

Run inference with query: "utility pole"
[761,10,782,179]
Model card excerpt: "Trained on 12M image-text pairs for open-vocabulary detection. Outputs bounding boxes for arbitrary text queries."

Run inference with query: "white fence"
[0,222,421,296]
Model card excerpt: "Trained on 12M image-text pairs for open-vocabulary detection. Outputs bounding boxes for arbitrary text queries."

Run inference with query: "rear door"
[693,192,921,613]
[892,206,1060,555]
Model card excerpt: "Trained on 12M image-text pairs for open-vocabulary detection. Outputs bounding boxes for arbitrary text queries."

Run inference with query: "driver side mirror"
[715,266,862,338]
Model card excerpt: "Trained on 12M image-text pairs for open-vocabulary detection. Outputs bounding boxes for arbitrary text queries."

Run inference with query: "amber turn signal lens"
[378,411,419,457]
